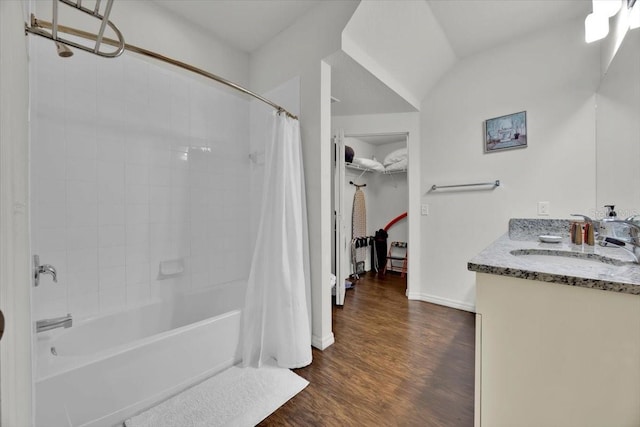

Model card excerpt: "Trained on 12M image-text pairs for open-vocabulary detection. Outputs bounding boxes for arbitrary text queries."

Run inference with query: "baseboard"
[311,333,335,350]
[407,292,476,313]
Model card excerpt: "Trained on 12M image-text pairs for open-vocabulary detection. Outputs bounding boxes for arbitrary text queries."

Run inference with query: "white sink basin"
[509,250,627,269]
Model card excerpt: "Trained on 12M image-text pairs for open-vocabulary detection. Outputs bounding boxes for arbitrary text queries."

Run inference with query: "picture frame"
[484,111,527,153]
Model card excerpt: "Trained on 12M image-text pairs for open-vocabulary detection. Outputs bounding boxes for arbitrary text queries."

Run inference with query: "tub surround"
[468,218,640,295]
[472,218,640,427]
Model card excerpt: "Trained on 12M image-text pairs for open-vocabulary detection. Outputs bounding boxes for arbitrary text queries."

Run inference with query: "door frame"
[333,131,410,296]
[0,1,33,425]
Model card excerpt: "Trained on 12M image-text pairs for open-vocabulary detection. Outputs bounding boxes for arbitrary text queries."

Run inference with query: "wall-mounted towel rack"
[431,180,500,191]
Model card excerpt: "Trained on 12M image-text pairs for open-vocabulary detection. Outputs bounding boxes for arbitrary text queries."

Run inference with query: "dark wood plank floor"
[259,273,476,426]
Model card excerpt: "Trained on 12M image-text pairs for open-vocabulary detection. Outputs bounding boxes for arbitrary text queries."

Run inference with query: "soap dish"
[539,235,562,243]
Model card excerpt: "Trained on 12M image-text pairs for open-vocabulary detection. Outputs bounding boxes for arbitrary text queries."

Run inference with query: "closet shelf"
[345,163,406,175]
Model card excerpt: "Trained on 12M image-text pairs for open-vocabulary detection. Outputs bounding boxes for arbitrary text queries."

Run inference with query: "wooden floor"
[259,273,476,426]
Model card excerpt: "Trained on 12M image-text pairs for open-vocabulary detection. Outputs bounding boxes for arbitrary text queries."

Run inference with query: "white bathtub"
[35,281,246,427]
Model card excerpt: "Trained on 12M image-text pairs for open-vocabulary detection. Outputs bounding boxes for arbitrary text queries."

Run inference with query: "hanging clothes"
[241,113,311,369]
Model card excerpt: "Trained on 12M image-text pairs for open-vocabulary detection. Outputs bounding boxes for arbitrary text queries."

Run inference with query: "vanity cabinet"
[474,273,640,427]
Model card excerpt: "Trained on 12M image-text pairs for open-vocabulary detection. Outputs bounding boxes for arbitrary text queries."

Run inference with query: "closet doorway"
[334,131,408,305]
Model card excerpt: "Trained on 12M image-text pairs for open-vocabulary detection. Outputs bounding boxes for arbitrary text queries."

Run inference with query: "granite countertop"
[468,219,640,295]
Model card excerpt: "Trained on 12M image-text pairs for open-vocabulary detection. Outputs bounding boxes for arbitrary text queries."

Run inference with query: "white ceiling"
[428,0,592,58]
[151,0,322,53]
[150,0,595,116]
[325,51,416,116]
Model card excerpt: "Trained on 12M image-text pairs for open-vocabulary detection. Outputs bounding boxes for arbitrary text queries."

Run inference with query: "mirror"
[595,29,640,218]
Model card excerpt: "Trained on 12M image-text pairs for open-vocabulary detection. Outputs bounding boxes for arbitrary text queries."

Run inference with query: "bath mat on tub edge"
[124,365,308,427]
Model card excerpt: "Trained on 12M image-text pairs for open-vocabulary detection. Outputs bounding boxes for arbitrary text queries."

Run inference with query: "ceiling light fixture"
[585,0,622,42]
[585,12,610,42]
[630,0,640,29]
[593,0,622,17]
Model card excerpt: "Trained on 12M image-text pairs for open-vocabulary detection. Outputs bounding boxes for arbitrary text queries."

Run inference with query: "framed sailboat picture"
[484,111,527,153]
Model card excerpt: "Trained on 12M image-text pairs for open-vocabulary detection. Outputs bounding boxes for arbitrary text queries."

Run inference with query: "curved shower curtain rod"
[25,14,298,120]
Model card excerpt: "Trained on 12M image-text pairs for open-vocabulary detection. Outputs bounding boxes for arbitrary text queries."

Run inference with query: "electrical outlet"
[421,204,429,216]
[538,201,550,216]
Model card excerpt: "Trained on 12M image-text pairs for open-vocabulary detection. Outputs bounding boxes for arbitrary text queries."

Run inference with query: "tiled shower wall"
[30,37,251,320]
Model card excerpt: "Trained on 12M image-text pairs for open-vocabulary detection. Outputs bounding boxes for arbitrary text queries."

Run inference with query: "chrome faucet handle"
[34,255,58,287]
[571,214,599,233]
[570,213,593,223]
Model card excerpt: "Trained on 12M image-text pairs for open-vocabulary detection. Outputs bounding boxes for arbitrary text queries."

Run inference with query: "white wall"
[601,0,639,75]
[0,2,33,425]
[341,0,456,109]
[250,1,359,350]
[419,18,600,311]
[333,112,420,295]
[30,35,251,321]
[596,30,640,218]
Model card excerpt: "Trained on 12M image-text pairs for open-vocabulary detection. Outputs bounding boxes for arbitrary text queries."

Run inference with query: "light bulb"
[585,13,610,42]
[593,0,622,18]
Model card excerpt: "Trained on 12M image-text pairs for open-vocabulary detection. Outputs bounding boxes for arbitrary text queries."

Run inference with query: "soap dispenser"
[600,205,618,238]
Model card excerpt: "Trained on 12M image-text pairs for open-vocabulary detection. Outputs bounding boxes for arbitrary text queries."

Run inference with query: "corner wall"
[250,1,360,349]
[419,18,600,311]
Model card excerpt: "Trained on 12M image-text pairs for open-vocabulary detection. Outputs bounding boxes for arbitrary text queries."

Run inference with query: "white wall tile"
[38,227,67,253]
[99,266,126,289]
[67,157,97,182]
[67,181,97,205]
[99,246,126,268]
[126,244,149,266]
[97,136,125,163]
[66,125,97,160]
[99,287,127,314]
[125,204,149,226]
[125,163,149,185]
[126,262,149,286]
[125,224,149,245]
[66,202,98,228]
[67,249,98,274]
[66,227,98,250]
[67,269,99,297]
[126,185,150,205]
[99,225,125,248]
[99,203,125,226]
[149,168,172,187]
[37,203,67,229]
[32,41,254,320]
[68,292,100,320]
[126,283,150,308]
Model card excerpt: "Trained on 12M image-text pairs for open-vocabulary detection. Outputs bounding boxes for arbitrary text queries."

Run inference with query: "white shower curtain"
[241,112,312,369]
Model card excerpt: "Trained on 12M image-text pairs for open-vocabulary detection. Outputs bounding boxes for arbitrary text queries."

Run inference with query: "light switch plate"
[421,204,429,216]
[538,201,550,216]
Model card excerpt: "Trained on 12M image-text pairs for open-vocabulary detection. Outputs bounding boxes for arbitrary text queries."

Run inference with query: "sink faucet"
[36,314,72,333]
[599,220,640,263]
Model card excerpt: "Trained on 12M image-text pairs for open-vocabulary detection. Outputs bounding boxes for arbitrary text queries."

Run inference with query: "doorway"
[333,131,409,306]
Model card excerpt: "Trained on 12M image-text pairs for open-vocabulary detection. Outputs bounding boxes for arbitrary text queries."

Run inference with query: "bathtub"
[35,281,246,427]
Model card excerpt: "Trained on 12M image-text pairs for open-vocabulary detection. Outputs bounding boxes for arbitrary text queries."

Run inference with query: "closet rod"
[26,15,299,120]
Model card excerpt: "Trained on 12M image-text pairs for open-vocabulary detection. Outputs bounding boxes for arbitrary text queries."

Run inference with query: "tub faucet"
[36,314,72,333]
[599,220,640,263]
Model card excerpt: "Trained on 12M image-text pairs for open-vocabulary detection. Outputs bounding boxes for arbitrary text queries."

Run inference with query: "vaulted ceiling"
[152,0,593,115]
